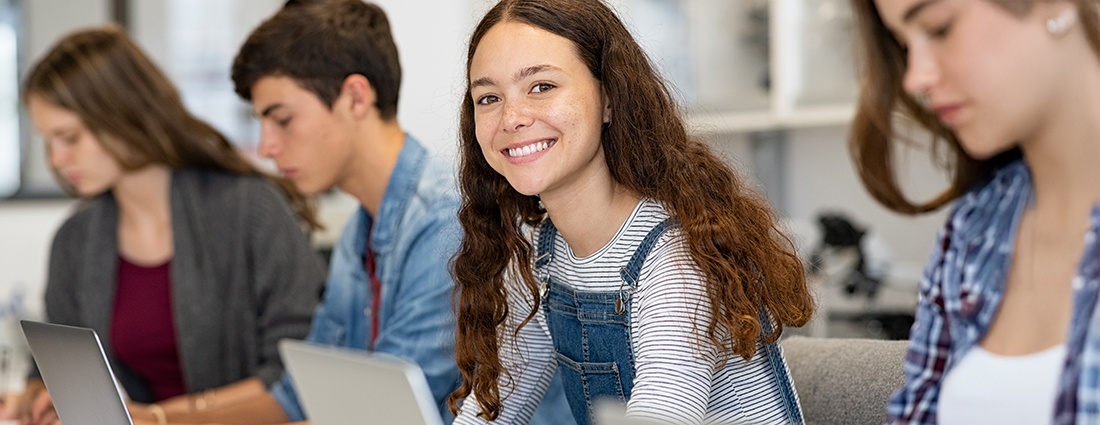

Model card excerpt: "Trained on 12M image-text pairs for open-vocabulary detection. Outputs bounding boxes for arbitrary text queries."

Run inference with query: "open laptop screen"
[20,320,133,425]
[278,339,444,425]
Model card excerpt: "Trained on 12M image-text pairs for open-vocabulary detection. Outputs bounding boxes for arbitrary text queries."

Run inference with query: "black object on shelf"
[809,212,883,299]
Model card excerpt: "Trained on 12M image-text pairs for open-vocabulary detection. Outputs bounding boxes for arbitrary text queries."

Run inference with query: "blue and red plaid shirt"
[887,160,1100,425]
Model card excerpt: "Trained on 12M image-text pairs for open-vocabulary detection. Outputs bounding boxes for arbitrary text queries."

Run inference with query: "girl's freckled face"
[468,21,611,198]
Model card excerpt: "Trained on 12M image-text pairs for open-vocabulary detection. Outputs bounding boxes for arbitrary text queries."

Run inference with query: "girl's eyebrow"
[48,125,81,138]
[904,0,943,24]
[471,64,563,89]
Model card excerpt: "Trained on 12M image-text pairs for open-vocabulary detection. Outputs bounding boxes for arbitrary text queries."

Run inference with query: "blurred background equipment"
[810,212,884,298]
[805,211,915,340]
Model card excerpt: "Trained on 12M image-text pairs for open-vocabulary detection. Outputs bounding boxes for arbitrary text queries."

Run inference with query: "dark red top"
[365,224,382,351]
[111,256,186,401]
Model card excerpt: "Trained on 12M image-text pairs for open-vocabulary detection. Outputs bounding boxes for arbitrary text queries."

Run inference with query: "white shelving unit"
[763,0,857,131]
[618,0,858,134]
[687,103,854,134]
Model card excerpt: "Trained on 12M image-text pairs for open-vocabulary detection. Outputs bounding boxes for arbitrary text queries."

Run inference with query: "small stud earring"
[1047,9,1076,36]
[1047,18,1066,34]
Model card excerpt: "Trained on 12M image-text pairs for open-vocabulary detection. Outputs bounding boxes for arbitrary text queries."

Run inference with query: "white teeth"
[508,140,554,157]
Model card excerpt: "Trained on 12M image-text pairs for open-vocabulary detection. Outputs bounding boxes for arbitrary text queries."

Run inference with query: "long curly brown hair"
[848,0,1100,214]
[448,0,815,419]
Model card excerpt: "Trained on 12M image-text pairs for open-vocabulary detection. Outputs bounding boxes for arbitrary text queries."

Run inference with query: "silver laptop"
[278,339,444,425]
[20,320,133,425]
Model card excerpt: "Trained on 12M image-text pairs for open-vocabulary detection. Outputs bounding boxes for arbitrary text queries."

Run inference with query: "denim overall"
[536,218,804,425]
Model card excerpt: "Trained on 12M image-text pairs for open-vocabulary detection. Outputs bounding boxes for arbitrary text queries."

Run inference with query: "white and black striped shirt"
[455,200,798,425]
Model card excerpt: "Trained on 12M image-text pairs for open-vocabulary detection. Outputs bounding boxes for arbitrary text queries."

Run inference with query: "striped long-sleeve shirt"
[454,199,798,425]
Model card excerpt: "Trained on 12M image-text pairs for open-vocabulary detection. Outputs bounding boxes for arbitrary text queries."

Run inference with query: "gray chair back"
[781,336,908,425]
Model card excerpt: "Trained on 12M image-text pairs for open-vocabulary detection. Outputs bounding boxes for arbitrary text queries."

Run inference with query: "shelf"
[686,103,855,134]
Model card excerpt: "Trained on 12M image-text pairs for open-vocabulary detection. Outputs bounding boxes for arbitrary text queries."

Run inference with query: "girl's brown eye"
[531,83,555,94]
[929,21,953,39]
[477,95,501,105]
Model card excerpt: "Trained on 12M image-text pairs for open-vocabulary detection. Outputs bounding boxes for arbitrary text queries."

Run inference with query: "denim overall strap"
[616,220,671,315]
[536,219,557,298]
[758,300,805,424]
[537,218,671,425]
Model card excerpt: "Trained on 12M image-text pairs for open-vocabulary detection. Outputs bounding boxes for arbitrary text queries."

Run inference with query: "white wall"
[130,0,477,157]
[22,0,111,71]
[129,0,286,79]
[20,0,111,194]
[1,0,110,319]
[0,200,74,319]
[371,0,479,159]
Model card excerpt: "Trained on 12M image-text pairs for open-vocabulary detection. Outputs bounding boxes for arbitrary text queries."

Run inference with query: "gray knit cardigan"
[43,169,326,403]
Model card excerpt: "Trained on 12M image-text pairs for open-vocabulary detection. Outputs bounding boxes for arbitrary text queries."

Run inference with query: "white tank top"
[938,344,1066,425]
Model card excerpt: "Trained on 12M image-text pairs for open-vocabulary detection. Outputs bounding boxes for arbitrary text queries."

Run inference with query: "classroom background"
[0,0,952,391]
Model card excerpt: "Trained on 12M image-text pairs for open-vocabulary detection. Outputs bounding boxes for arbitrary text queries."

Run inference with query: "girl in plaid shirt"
[849,0,1100,424]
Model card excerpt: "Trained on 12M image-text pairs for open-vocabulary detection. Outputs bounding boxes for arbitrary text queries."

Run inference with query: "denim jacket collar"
[351,135,428,258]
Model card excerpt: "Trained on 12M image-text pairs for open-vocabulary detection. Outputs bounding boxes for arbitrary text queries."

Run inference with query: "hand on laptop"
[2,379,57,425]
[0,391,19,420]
[127,402,159,423]
[28,393,57,425]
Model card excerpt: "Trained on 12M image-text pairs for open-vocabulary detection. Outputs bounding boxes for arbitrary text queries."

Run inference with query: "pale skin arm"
[131,422,307,425]
[128,378,290,424]
[135,399,304,425]
[8,377,291,425]
[131,421,307,425]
